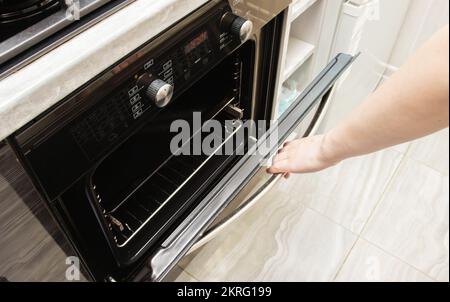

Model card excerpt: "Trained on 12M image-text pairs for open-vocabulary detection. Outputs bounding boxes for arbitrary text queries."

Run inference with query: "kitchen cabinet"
[273,0,342,119]
[318,0,410,131]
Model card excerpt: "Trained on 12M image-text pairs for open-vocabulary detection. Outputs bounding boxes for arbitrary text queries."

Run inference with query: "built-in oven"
[9,0,355,281]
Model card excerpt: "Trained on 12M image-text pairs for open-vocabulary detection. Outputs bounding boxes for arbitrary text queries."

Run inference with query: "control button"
[144,59,154,70]
[137,73,174,108]
[132,102,143,113]
[133,109,144,120]
[130,94,142,105]
[128,85,139,97]
[163,60,173,71]
[163,69,173,79]
[221,13,253,42]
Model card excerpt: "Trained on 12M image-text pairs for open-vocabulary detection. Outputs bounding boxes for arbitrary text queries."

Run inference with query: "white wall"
[388,0,449,67]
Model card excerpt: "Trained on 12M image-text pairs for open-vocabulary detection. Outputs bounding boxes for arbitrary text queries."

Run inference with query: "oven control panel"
[128,28,216,116]
[121,12,250,120]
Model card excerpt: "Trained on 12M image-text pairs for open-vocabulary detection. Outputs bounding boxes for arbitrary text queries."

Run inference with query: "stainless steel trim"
[223,103,244,120]
[0,0,135,79]
[228,0,292,123]
[0,0,111,64]
[228,0,292,34]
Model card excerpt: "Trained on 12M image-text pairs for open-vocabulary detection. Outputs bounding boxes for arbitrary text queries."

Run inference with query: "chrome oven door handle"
[188,173,283,253]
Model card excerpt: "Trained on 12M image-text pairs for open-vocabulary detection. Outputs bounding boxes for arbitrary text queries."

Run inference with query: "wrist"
[318,131,348,166]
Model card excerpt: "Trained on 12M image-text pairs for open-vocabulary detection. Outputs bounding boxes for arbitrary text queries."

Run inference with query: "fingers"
[274,142,297,161]
[267,159,291,174]
[282,140,302,153]
[267,139,303,176]
[272,151,289,163]
[282,140,299,149]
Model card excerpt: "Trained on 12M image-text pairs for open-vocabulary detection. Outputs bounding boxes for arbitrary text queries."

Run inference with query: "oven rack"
[94,114,244,247]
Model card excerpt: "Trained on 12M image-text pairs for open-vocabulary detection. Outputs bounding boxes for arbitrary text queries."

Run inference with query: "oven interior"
[84,41,258,260]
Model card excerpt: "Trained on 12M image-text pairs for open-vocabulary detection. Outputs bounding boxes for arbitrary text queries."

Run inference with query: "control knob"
[221,13,253,42]
[137,73,174,108]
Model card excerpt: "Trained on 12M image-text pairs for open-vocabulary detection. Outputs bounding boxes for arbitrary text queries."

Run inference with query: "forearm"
[322,26,449,163]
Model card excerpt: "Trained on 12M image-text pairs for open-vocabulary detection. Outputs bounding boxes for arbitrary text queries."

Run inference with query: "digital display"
[184,31,208,54]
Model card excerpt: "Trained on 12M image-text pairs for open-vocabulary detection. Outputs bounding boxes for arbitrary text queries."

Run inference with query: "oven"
[9,0,355,281]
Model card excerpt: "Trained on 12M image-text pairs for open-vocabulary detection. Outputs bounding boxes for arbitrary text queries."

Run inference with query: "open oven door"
[141,53,357,282]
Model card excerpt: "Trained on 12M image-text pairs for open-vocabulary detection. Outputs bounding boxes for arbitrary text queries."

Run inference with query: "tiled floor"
[168,129,449,282]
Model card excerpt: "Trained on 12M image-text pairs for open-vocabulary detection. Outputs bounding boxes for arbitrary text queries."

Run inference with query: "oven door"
[138,53,356,281]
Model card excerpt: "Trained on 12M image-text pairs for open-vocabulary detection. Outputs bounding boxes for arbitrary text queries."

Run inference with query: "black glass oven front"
[11,1,261,281]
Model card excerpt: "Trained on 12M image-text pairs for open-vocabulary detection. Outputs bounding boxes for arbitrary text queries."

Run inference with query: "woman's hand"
[267,135,342,177]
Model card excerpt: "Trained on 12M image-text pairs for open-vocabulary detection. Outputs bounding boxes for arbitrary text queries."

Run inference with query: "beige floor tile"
[277,149,403,233]
[335,239,434,282]
[163,265,198,282]
[179,189,357,282]
[407,129,449,175]
[363,158,449,282]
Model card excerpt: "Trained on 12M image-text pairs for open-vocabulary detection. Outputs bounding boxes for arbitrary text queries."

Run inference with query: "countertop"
[0,0,208,141]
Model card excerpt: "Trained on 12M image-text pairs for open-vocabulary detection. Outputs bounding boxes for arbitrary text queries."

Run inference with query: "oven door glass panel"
[145,53,356,281]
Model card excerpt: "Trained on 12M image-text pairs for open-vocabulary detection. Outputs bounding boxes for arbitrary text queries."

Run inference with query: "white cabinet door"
[319,0,411,131]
